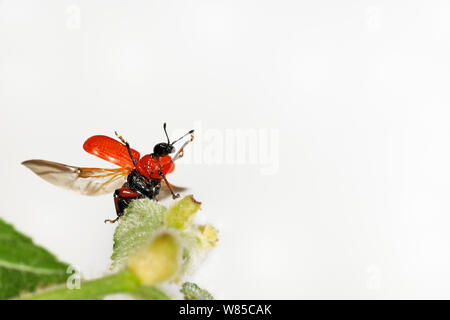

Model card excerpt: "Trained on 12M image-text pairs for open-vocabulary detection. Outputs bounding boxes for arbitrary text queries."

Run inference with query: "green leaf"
[17,269,170,300]
[111,199,166,270]
[180,282,214,300]
[0,218,68,299]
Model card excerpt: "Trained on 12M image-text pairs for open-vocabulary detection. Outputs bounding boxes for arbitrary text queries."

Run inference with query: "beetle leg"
[105,187,139,223]
[104,217,120,224]
[115,131,137,165]
[159,170,180,199]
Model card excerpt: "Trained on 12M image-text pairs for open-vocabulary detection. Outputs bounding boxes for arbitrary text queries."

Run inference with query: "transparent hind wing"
[22,159,129,196]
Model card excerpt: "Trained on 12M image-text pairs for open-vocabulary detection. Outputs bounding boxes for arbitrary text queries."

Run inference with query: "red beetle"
[22,123,194,223]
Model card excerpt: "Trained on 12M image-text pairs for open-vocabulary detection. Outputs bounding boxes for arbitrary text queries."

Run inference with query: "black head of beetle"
[153,142,175,157]
[152,123,193,157]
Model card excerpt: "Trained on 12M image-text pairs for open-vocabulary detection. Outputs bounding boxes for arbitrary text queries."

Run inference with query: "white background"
[1,0,450,299]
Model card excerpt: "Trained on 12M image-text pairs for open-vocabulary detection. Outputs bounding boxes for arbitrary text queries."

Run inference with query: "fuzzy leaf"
[176,224,219,278]
[111,199,166,270]
[180,282,214,300]
[128,232,181,285]
[196,225,219,248]
[111,196,218,287]
[165,195,201,230]
[0,218,68,299]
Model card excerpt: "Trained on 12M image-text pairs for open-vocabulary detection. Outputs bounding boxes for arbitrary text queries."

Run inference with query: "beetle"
[22,123,194,223]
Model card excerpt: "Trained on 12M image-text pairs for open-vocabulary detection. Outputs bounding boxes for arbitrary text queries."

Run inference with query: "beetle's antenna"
[163,122,170,144]
[171,129,194,145]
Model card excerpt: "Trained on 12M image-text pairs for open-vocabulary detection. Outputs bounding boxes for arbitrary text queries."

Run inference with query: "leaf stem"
[17,270,170,300]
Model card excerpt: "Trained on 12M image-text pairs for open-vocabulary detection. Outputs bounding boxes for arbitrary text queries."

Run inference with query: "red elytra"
[83,135,140,170]
[83,135,175,179]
